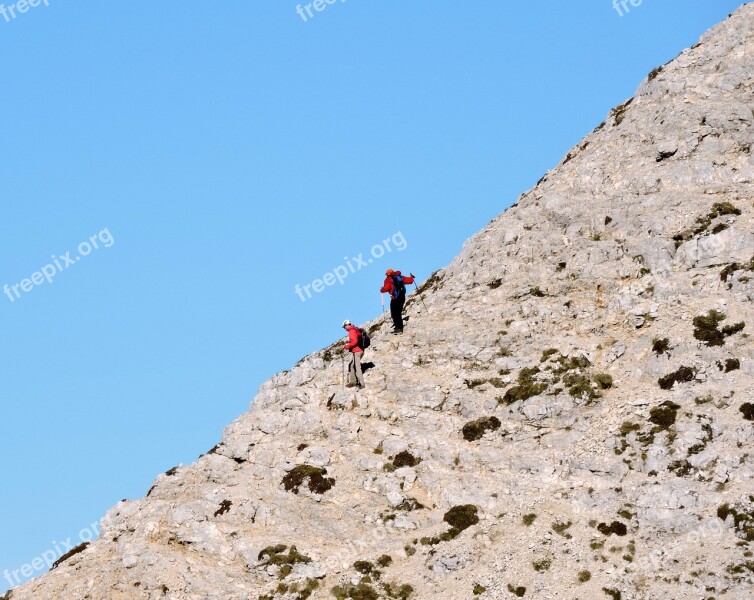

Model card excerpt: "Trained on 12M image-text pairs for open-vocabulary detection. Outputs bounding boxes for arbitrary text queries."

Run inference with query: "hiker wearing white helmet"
[342,320,368,388]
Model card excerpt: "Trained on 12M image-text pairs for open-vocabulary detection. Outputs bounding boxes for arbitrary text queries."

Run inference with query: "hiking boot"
[391,329,404,335]
[346,382,358,388]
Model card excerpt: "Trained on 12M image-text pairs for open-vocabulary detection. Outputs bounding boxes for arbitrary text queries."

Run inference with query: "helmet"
[342,320,352,327]
[385,269,395,276]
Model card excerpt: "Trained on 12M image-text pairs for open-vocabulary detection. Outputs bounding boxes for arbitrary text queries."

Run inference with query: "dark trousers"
[390,296,405,331]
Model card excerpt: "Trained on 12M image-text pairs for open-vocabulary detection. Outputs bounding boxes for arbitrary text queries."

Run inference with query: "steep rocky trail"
[7,4,754,600]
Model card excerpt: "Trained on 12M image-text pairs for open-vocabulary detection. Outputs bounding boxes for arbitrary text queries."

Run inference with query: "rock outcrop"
[8,4,754,599]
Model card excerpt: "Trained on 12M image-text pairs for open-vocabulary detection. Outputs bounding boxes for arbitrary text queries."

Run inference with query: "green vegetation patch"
[597,521,628,537]
[501,367,548,404]
[673,202,741,245]
[533,558,551,572]
[652,337,670,356]
[392,451,421,469]
[462,416,502,441]
[649,401,681,429]
[693,309,745,347]
[718,503,754,541]
[420,505,479,546]
[332,583,380,600]
[658,366,696,390]
[381,583,414,599]
[282,465,335,495]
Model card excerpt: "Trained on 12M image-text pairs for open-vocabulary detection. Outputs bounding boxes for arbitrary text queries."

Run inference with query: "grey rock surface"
[8,5,754,600]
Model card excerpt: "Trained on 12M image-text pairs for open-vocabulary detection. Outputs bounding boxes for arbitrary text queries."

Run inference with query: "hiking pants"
[390,295,405,331]
[348,351,364,387]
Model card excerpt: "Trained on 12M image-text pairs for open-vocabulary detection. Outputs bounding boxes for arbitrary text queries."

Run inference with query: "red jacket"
[381,271,415,298]
[343,324,363,353]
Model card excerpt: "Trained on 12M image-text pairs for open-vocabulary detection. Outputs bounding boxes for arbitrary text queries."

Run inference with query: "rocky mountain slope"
[8,4,754,599]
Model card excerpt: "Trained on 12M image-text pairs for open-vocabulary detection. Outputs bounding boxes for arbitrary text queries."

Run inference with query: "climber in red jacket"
[342,320,365,388]
[380,269,415,334]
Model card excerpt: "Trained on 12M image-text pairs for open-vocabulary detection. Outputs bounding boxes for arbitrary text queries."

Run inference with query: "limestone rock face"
[9,5,754,600]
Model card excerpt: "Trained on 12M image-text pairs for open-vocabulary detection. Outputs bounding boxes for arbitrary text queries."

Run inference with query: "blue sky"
[0,0,745,591]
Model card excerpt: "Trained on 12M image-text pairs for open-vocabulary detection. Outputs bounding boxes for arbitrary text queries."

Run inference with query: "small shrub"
[381,583,413,599]
[603,589,622,600]
[541,348,559,362]
[668,459,693,477]
[578,570,592,583]
[298,578,319,600]
[713,201,741,216]
[507,584,526,597]
[354,560,376,575]
[593,374,614,390]
[652,337,670,355]
[658,366,695,390]
[529,287,546,297]
[444,505,479,533]
[214,500,232,517]
[395,497,425,512]
[724,358,741,372]
[376,555,392,568]
[257,545,312,577]
[717,503,754,541]
[740,403,754,421]
[473,584,487,595]
[693,310,744,346]
[420,505,480,546]
[462,416,501,442]
[523,513,537,526]
[552,521,573,538]
[533,558,552,572]
[332,583,379,600]
[282,465,335,495]
[597,521,628,537]
[723,322,746,336]
[501,367,548,404]
[619,422,641,436]
[649,401,680,429]
[392,451,421,468]
[564,372,600,401]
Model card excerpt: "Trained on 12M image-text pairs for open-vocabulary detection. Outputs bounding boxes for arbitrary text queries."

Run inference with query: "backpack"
[357,327,371,350]
[392,275,406,299]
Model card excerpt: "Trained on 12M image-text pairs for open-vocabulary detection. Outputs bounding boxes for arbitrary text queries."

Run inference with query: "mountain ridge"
[7,4,754,599]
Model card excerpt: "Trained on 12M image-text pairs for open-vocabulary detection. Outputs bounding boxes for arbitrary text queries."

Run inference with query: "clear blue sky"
[0,0,744,591]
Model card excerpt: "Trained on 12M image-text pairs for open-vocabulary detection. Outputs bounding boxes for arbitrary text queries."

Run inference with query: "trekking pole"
[381,293,385,314]
[341,351,345,389]
[411,273,428,312]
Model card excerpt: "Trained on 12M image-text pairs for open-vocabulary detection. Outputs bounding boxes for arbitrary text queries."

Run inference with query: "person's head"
[385,269,395,276]
[342,319,352,329]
